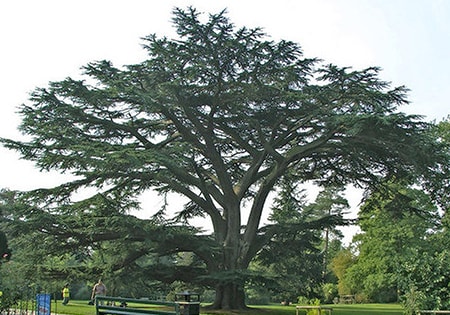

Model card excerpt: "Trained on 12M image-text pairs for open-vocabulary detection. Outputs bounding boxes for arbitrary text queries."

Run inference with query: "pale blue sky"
[1,0,449,242]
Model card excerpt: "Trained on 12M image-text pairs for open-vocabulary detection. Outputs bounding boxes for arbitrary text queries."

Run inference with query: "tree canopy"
[346,180,441,302]
[1,7,447,310]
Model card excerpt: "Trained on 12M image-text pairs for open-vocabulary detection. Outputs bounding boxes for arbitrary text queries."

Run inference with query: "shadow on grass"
[201,303,403,315]
[50,301,403,315]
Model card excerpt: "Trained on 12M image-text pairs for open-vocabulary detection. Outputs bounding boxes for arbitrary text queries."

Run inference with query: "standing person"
[91,279,107,304]
[61,284,70,305]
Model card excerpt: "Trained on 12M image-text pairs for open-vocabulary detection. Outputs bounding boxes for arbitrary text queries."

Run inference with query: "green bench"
[95,296,180,315]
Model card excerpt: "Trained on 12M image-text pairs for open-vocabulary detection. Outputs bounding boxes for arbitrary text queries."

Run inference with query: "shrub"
[322,283,338,304]
[401,286,425,315]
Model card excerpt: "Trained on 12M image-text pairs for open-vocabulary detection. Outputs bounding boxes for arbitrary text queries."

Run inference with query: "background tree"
[429,117,450,210]
[345,180,440,303]
[330,248,355,298]
[1,7,446,310]
[254,181,349,303]
[0,190,12,265]
[252,178,329,303]
[303,186,349,278]
[395,118,450,310]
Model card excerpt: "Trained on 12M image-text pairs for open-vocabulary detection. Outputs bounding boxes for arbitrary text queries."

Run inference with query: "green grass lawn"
[210,303,404,315]
[49,300,403,315]
[328,303,403,314]
[51,300,97,315]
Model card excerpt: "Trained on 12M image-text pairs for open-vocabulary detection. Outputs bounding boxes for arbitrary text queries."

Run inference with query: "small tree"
[402,286,425,315]
[330,248,355,297]
[304,186,349,277]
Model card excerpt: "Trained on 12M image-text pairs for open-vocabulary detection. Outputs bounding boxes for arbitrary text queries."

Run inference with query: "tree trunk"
[206,200,249,310]
[210,282,247,310]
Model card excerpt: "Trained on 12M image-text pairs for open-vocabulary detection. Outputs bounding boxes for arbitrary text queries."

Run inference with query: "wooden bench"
[296,305,333,315]
[419,311,450,314]
[95,296,180,315]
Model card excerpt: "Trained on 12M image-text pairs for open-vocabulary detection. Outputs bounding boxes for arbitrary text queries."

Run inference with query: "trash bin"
[175,292,200,315]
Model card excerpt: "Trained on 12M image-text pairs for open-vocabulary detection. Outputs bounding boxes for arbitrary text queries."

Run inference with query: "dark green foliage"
[0,231,11,263]
[251,179,349,302]
[0,192,12,264]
